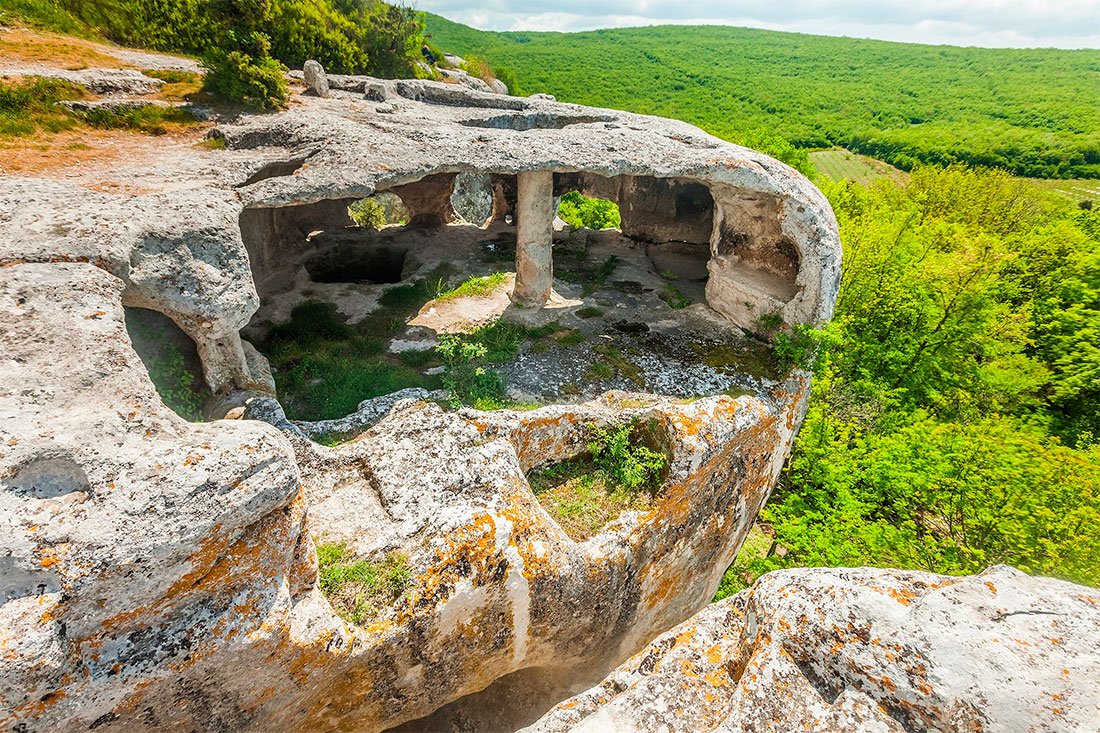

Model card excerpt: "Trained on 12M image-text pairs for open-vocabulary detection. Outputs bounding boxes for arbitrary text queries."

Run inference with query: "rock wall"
[0,259,813,729]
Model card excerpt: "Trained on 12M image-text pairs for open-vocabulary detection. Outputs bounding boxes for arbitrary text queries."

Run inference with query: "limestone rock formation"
[0,66,164,94]
[303,59,330,98]
[528,566,1100,732]
[1,74,843,731]
[230,74,841,334]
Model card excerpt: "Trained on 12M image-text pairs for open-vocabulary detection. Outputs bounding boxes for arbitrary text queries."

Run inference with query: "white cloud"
[415,0,1100,48]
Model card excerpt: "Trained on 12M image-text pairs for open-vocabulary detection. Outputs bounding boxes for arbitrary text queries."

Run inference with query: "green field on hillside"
[1027,178,1100,204]
[812,149,1100,206]
[426,14,1100,179]
[810,148,907,184]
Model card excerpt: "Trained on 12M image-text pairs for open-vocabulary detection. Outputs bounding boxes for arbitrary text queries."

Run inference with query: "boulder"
[440,67,493,93]
[450,171,495,226]
[303,59,329,98]
[528,566,1100,732]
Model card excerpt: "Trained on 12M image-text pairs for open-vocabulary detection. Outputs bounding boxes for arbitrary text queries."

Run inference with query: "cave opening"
[235,169,805,426]
[305,244,409,284]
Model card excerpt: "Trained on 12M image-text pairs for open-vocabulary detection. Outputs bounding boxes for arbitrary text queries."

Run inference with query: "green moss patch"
[593,343,645,387]
[694,339,783,381]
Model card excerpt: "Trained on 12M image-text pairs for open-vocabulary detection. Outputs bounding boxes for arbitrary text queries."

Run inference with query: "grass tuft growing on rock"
[75,103,197,135]
[316,543,411,624]
[660,282,692,310]
[528,420,668,540]
[437,272,509,300]
[0,76,199,138]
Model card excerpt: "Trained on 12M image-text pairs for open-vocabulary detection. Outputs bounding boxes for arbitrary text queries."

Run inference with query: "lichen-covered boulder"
[527,566,1100,732]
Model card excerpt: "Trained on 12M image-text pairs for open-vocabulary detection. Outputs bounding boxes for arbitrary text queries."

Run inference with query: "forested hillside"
[709,167,1100,593]
[5,0,426,77]
[426,14,1100,179]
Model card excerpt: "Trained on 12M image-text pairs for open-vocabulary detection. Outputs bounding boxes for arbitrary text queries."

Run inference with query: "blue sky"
[417,0,1100,49]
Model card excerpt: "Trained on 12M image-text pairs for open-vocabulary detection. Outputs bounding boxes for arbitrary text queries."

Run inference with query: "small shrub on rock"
[201,32,288,110]
[348,197,388,229]
[587,420,667,493]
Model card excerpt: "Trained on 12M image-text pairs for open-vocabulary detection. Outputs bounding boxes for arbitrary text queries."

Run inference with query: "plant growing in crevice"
[576,306,603,319]
[316,542,411,624]
[527,419,669,539]
[774,322,833,371]
[586,419,668,493]
[125,308,208,421]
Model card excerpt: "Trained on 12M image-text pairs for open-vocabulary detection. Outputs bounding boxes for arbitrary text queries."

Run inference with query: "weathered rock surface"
[60,98,176,114]
[303,59,330,98]
[0,260,813,729]
[528,566,1100,733]
[1,76,843,731]
[0,66,164,95]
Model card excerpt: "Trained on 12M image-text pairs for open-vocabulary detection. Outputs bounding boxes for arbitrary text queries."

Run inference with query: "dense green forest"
[713,166,1100,593]
[426,14,1100,179]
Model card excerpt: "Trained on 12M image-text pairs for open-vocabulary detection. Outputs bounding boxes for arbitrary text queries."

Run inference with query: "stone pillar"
[512,170,554,306]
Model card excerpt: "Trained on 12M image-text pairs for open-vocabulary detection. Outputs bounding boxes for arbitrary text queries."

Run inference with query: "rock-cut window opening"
[347,192,409,230]
[123,306,209,422]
